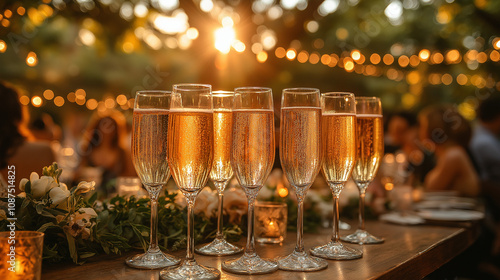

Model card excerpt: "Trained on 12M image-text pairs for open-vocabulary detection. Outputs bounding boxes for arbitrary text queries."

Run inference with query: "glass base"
[195,237,243,256]
[125,249,180,269]
[222,253,278,275]
[310,241,363,260]
[277,250,328,272]
[341,229,384,245]
[160,259,220,280]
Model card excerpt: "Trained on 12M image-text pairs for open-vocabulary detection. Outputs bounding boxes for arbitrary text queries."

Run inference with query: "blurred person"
[418,105,479,197]
[469,96,500,278]
[386,111,434,185]
[29,113,62,142]
[77,110,135,194]
[470,95,500,184]
[0,82,55,195]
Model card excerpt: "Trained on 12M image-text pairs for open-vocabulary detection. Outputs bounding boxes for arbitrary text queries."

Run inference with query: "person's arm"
[424,151,459,191]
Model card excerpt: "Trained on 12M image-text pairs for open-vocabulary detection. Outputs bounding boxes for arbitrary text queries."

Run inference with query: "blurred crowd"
[0,82,136,198]
[1,82,500,276]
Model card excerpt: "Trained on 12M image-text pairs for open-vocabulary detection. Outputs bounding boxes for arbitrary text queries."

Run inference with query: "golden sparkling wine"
[231,109,275,188]
[280,107,322,187]
[168,110,214,192]
[321,113,356,183]
[352,114,384,184]
[132,109,170,185]
[210,109,233,182]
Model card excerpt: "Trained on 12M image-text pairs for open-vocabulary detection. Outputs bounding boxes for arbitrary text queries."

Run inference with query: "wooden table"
[42,220,480,280]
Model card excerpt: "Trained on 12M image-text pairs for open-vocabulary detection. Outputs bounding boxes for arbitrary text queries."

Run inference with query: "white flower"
[174,190,187,209]
[49,186,70,205]
[223,187,248,224]
[19,178,28,192]
[74,181,95,195]
[30,172,58,198]
[194,187,218,218]
[77,207,97,218]
[257,185,274,200]
[17,192,26,198]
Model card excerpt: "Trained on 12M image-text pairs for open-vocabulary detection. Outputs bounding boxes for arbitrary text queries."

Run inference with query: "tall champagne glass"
[126,91,181,269]
[196,91,243,256]
[310,92,362,260]
[341,97,384,244]
[277,88,328,271]
[160,84,220,280]
[221,87,278,275]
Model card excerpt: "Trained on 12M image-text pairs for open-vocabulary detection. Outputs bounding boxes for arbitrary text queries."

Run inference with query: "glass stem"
[186,197,195,262]
[244,187,260,256]
[332,192,340,243]
[214,181,227,240]
[296,199,305,253]
[358,189,366,231]
[149,197,159,252]
[145,184,162,253]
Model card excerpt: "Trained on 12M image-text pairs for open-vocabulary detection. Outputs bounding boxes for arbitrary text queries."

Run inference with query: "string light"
[0,40,6,53]
[257,51,268,63]
[43,89,54,100]
[54,96,64,107]
[26,52,38,66]
[31,96,42,107]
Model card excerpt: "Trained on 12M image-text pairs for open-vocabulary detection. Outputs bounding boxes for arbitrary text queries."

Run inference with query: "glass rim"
[322,92,354,97]
[0,231,44,239]
[212,90,234,97]
[173,83,212,92]
[234,87,272,94]
[136,90,172,97]
[283,87,320,94]
[355,96,380,101]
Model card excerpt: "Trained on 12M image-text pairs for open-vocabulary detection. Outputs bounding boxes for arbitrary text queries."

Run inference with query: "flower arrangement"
[0,163,243,264]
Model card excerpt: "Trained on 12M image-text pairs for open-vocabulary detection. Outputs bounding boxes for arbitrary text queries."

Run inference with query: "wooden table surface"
[42,220,480,280]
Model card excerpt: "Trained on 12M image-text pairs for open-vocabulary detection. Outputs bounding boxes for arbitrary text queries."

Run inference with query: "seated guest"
[418,105,479,197]
[470,96,500,184]
[387,111,435,185]
[77,110,135,194]
[470,96,500,276]
[0,83,55,195]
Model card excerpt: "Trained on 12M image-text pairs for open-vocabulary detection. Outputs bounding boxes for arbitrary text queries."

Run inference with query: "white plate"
[414,200,476,210]
[380,212,425,225]
[417,210,484,221]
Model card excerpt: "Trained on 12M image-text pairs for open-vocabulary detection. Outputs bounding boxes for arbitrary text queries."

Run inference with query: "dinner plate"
[414,200,476,210]
[380,212,425,225]
[417,210,484,221]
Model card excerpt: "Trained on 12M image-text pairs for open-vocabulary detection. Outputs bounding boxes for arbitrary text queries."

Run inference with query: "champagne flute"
[222,87,278,275]
[342,97,384,244]
[310,92,362,260]
[160,84,220,280]
[126,91,180,269]
[277,88,328,271]
[196,91,243,256]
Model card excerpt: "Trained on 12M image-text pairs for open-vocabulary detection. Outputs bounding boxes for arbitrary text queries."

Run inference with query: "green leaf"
[64,231,78,264]
[88,192,98,205]
[80,252,95,258]
[37,222,57,232]
[35,203,44,215]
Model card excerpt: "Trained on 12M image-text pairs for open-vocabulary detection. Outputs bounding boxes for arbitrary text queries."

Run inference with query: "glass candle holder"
[116,177,146,198]
[0,231,44,280]
[392,185,413,215]
[255,201,287,244]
